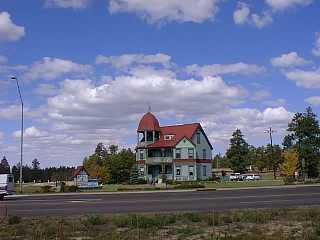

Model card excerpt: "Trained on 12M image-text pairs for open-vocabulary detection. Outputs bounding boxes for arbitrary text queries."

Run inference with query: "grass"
[1,207,320,239]
[16,180,286,194]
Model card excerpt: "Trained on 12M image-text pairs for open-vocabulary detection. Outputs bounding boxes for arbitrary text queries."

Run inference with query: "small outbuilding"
[73,166,99,188]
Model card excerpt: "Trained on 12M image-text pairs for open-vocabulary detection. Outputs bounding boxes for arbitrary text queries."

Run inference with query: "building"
[73,166,99,188]
[136,111,213,182]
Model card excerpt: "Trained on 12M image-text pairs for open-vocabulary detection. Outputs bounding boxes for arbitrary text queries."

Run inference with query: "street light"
[12,76,23,193]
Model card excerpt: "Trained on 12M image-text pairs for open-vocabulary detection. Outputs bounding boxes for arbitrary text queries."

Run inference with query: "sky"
[0,0,319,168]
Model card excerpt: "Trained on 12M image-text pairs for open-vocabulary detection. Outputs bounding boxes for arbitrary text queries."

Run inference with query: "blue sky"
[0,0,319,167]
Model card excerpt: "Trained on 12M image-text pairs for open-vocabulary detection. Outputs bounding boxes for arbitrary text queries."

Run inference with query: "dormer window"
[164,135,174,140]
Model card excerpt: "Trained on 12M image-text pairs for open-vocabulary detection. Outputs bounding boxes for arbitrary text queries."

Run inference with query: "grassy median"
[1,207,320,239]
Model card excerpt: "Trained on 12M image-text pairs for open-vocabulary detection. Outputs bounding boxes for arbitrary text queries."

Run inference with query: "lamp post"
[12,76,23,193]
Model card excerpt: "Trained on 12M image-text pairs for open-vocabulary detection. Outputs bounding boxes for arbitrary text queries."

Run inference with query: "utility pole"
[264,127,276,179]
[12,76,24,193]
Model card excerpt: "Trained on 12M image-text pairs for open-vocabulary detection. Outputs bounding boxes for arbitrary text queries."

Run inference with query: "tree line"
[0,157,74,183]
[215,107,320,180]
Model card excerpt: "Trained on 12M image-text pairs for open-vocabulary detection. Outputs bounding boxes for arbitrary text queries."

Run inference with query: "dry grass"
[0,207,320,239]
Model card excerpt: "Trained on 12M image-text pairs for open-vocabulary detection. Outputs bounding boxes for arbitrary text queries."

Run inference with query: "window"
[202,149,207,159]
[139,150,144,160]
[164,135,173,140]
[203,166,207,176]
[176,166,181,176]
[188,165,194,176]
[188,148,194,159]
[175,148,181,159]
[197,132,201,144]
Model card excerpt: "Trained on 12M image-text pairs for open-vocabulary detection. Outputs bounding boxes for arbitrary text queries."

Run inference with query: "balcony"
[146,157,173,164]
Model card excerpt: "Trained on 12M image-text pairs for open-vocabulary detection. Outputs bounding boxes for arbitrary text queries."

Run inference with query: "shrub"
[84,215,108,225]
[66,185,78,192]
[8,216,21,225]
[40,185,53,193]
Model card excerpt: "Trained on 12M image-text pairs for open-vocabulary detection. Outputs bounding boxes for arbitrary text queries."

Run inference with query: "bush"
[66,185,78,192]
[284,176,295,185]
[8,216,21,225]
[40,185,53,193]
[84,215,108,225]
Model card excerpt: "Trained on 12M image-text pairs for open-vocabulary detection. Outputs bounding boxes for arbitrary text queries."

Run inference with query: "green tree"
[265,144,283,179]
[226,129,249,173]
[253,146,268,172]
[0,156,10,174]
[285,107,320,178]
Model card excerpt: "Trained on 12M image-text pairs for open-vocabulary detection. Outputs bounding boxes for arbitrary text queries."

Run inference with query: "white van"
[0,174,15,200]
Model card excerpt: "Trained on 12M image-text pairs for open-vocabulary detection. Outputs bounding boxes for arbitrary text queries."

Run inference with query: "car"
[229,173,241,181]
[0,174,16,200]
[245,174,261,181]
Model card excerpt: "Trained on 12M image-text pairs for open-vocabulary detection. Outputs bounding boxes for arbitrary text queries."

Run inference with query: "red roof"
[73,166,87,177]
[138,112,161,131]
[148,123,203,148]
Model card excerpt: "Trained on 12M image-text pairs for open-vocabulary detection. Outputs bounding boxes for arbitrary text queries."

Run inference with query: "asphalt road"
[1,185,320,217]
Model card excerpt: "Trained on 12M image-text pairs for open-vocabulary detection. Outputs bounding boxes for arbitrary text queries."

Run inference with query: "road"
[1,185,320,217]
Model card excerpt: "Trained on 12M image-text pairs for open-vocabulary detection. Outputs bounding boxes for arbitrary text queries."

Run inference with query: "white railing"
[146,157,173,164]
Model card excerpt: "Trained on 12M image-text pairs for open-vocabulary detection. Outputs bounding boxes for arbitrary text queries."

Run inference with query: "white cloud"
[251,11,273,28]
[305,96,320,106]
[34,83,59,96]
[108,0,219,24]
[285,69,320,89]
[265,0,313,11]
[0,104,42,120]
[271,52,309,68]
[0,132,3,141]
[233,2,250,25]
[44,0,89,9]
[263,98,287,107]
[0,55,8,64]
[13,126,47,139]
[312,32,320,57]
[23,57,92,81]
[185,62,266,77]
[201,107,292,146]
[0,12,25,42]
[96,53,171,68]
[251,90,271,101]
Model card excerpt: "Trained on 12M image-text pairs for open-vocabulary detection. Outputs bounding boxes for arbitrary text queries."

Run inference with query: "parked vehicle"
[0,174,15,200]
[245,174,261,181]
[229,173,241,181]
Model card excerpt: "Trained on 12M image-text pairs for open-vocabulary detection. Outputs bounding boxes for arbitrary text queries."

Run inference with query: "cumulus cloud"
[265,0,313,11]
[233,2,250,25]
[96,53,171,69]
[251,90,271,101]
[23,57,92,81]
[108,0,219,24]
[34,83,59,96]
[312,32,320,57]
[271,52,309,68]
[0,12,25,42]
[185,62,266,77]
[13,126,48,139]
[251,11,273,28]
[0,104,42,120]
[44,0,89,9]
[305,96,320,106]
[285,69,320,89]
[201,107,292,145]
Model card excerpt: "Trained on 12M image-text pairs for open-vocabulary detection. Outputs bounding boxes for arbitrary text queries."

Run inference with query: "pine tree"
[0,156,10,174]
[285,107,320,178]
[226,129,249,173]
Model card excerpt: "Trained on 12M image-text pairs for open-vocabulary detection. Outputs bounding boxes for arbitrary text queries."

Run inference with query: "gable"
[176,137,195,148]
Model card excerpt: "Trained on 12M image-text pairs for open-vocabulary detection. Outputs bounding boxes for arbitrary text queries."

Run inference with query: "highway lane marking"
[4,192,320,207]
